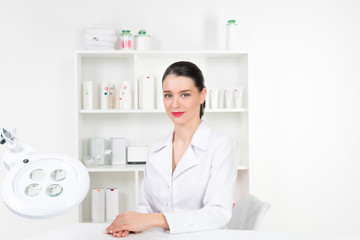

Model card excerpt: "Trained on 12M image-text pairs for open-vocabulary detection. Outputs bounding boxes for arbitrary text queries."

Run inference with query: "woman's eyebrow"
[163,89,192,93]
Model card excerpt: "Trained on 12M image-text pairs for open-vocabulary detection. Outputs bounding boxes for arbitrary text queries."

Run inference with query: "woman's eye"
[182,93,190,98]
[164,94,172,98]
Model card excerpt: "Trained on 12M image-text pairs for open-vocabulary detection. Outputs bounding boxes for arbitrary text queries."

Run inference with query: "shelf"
[87,164,146,172]
[79,109,247,114]
[87,164,248,172]
[77,50,248,58]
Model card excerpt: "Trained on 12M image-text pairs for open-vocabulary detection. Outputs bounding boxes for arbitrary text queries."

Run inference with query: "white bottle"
[210,88,219,109]
[100,82,109,110]
[226,19,237,50]
[122,81,132,110]
[225,89,234,109]
[83,81,93,110]
[109,83,117,110]
[234,87,244,109]
[138,76,155,110]
[106,188,119,222]
[91,188,105,222]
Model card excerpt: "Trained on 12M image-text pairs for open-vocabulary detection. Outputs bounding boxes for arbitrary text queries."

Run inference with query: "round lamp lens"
[46,184,63,197]
[29,169,46,181]
[25,184,42,197]
[50,169,66,181]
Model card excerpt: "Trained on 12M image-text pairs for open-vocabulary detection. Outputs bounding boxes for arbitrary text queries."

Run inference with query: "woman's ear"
[201,88,207,104]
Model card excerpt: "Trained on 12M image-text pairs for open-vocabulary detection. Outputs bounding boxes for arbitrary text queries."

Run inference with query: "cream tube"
[122,81,132,110]
[83,81,93,110]
[225,89,234,109]
[100,82,109,110]
[210,88,219,109]
[234,87,244,109]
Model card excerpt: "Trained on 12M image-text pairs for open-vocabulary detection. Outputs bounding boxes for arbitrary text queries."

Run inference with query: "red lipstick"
[172,112,184,117]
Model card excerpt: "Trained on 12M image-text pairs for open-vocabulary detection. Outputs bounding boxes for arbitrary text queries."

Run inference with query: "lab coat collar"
[149,121,212,182]
[149,121,212,153]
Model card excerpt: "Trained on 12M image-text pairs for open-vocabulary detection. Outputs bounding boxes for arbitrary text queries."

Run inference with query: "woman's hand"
[105,211,168,238]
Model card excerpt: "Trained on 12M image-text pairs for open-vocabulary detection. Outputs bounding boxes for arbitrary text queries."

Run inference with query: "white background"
[1,0,360,239]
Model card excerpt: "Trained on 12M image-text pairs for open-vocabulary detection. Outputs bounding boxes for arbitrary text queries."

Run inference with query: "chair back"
[227,194,271,230]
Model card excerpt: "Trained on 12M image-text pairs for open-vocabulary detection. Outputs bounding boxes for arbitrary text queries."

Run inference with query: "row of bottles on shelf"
[82,78,245,111]
[82,76,158,111]
[84,138,148,167]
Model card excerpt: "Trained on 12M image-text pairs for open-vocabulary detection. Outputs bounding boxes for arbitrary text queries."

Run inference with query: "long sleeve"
[162,137,237,233]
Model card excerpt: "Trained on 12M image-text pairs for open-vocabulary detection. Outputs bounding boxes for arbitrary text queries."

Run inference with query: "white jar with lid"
[134,30,150,51]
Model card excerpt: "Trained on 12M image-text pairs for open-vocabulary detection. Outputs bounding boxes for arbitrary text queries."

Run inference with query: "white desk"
[25,223,359,240]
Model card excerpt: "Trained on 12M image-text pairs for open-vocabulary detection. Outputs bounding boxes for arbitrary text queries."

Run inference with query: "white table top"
[25,223,359,240]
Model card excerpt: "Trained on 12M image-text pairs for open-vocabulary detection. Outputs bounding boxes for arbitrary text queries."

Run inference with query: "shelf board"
[87,164,248,172]
[87,164,145,172]
[77,50,248,58]
[79,109,247,114]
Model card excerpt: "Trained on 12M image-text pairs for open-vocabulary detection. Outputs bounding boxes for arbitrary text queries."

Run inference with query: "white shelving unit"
[75,50,249,223]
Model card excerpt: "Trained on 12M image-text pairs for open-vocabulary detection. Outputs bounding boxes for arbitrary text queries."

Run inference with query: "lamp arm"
[1,128,35,170]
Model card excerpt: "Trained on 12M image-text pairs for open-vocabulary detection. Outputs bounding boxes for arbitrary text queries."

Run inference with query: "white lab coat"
[136,121,237,234]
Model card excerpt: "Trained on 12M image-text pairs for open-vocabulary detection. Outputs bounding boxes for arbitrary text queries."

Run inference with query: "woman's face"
[162,74,206,126]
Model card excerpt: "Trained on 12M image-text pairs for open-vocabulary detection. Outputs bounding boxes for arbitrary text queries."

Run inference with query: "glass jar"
[134,30,150,51]
[120,30,133,50]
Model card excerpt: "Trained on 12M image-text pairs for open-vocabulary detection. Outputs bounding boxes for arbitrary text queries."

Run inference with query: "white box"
[91,188,105,222]
[89,138,105,165]
[111,137,126,165]
[138,76,155,110]
[127,146,149,164]
[106,188,119,222]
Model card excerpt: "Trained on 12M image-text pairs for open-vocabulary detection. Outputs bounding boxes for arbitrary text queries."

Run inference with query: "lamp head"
[1,128,90,219]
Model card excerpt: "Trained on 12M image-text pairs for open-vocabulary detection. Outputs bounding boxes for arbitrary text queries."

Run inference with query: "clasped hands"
[105,211,169,238]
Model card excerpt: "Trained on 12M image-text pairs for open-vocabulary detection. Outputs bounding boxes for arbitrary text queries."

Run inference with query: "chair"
[227,194,271,230]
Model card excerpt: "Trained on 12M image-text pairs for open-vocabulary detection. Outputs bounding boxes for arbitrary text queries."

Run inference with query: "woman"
[105,61,237,238]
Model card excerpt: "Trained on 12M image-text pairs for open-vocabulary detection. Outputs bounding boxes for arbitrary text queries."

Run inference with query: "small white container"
[224,89,234,109]
[226,19,237,50]
[122,81,132,110]
[100,82,109,110]
[83,81,93,110]
[91,188,105,222]
[106,188,119,222]
[111,137,126,165]
[138,76,155,110]
[234,87,244,109]
[209,88,219,109]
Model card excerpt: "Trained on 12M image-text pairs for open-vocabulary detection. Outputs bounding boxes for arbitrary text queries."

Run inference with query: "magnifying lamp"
[0,128,90,219]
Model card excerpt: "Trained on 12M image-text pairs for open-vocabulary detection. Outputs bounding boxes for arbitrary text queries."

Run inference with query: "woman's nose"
[172,96,180,108]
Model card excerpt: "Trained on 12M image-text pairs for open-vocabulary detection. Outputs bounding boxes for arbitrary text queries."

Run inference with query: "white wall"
[1,0,360,239]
